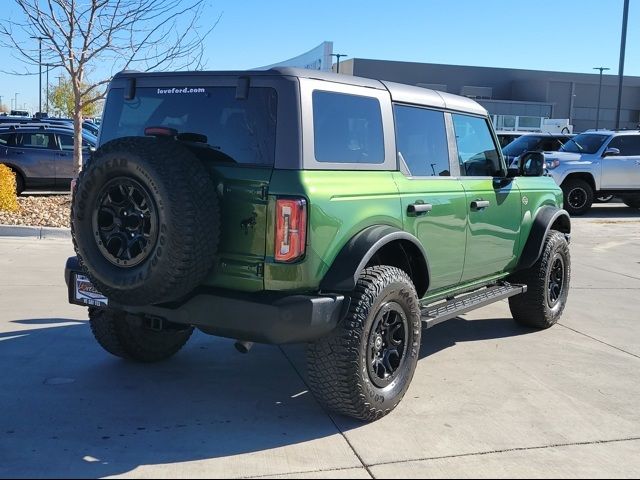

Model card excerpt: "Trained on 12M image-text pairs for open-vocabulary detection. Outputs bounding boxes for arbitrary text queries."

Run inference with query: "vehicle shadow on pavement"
[0,320,348,478]
[419,317,533,358]
[0,315,538,477]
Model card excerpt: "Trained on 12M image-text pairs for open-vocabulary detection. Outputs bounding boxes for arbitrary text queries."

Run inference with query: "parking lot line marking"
[558,323,640,360]
[367,436,640,469]
[578,263,640,282]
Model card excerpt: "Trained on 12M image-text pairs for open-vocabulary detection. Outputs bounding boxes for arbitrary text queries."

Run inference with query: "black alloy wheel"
[93,177,158,268]
[567,186,588,211]
[547,255,565,308]
[367,301,409,389]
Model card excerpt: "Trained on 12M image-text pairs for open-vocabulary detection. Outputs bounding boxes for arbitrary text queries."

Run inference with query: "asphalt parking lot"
[1,203,639,479]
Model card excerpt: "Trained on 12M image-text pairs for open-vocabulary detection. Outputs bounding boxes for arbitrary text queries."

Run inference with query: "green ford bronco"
[65,68,571,421]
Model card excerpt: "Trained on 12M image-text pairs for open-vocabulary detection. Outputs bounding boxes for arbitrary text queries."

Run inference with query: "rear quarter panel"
[264,169,402,291]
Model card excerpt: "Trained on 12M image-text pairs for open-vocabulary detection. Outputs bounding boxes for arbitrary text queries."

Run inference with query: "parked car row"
[0,123,97,193]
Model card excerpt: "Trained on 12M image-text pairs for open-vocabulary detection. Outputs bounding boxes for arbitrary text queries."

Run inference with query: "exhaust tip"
[234,341,254,354]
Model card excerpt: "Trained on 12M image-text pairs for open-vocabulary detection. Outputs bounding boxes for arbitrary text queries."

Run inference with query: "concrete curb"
[0,224,71,240]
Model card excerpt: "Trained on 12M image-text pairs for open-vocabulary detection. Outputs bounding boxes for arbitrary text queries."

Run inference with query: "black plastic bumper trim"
[65,256,346,345]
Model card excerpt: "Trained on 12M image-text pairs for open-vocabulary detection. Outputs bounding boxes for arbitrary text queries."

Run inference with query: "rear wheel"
[89,307,193,362]
[562,178,593,216]
[306,266,421,421]
[508,230,570,329]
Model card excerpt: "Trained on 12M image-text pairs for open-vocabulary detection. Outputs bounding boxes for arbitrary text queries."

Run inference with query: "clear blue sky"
[1,0,638,112]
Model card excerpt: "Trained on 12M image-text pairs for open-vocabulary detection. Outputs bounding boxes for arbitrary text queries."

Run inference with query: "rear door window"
[452,114,502,177]
[101,86,278,166]
[394,105,450,176]
[17,133,55,149]
[312,91,384,164]
[58,134,74,151]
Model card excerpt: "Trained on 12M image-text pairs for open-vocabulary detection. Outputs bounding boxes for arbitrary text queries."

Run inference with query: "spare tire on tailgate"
[72,136,220,306]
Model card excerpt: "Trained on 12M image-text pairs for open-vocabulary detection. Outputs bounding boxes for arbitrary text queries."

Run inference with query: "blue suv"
[0,124,96,193]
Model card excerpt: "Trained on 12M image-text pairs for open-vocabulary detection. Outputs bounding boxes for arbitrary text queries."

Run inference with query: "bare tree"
[1,0,220,173]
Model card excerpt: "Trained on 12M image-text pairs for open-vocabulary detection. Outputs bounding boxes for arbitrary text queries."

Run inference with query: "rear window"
[101,86,277,166]
[312,91,384,164]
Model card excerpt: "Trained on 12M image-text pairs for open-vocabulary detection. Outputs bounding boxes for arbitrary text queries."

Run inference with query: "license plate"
[72,274,108,307]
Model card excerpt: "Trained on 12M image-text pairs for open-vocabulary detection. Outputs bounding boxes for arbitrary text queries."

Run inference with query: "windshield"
[502,136,543,157]
[560,133,609,154]
[101,86,278,166]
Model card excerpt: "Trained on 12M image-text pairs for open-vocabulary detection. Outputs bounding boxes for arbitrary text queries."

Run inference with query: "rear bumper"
[65,256,347,344]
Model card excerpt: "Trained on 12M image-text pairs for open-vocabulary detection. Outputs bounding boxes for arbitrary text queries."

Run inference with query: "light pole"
[14,93,18,112]
[615,0,629,130]
[331,53,348,74]
[593,67,610,130]
[30,36,43,114]
[44,64,54,115]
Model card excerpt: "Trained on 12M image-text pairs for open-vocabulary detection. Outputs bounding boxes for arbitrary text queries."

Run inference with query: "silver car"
[544,130,640,215]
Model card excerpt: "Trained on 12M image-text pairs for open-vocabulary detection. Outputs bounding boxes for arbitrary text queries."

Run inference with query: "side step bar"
[421,282,527,329]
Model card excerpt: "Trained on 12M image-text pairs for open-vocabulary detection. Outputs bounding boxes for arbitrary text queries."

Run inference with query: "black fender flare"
[516,206,571,271]
[320,225,430,294]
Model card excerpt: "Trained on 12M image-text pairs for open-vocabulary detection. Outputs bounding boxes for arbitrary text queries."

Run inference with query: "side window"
[58,134,74,151]
[313,90,384,164]
[452,114,502,177]
[17,133,55,149]
[394,105,450,176]
[608,136,640,156]
[0,133,13,146]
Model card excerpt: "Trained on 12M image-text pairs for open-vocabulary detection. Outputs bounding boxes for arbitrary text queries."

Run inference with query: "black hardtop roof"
[111,68,486,115]
[113,67,385,89]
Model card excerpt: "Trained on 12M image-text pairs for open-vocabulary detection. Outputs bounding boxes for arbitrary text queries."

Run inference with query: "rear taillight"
[275,197,307,263]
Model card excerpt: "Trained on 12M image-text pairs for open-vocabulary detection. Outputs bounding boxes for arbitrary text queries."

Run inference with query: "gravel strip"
[0,195,71,228]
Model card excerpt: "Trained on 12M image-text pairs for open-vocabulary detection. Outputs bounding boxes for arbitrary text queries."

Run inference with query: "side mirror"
[519,151,545,177]
[603,147,620,157]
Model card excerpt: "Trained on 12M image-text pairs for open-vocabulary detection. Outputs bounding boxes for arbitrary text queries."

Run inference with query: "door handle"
[407,203,433,216]
[470,200,490,210]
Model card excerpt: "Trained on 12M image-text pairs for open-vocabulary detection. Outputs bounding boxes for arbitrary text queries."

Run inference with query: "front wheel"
[306,266,422,421]
[508,230,571,329]
[562,178,593,216]
[89,308,193,362]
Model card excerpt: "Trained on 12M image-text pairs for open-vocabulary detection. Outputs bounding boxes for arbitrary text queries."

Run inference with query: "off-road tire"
[89,307,193,362]
[508,230,570,329]
[306,266,421,422]
[72,137,220,306]
[622,196,640,209]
